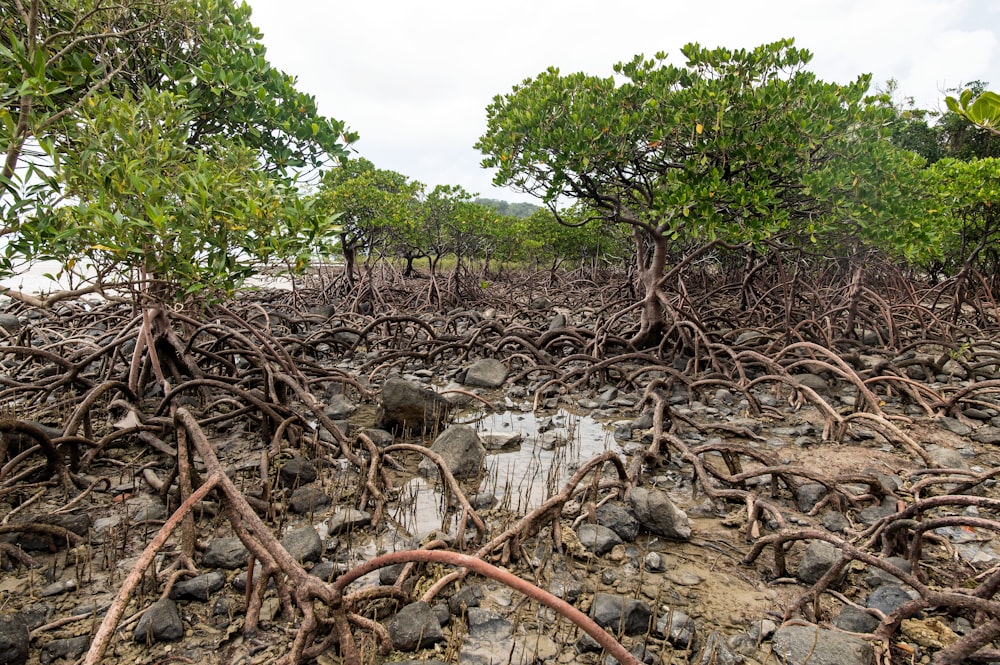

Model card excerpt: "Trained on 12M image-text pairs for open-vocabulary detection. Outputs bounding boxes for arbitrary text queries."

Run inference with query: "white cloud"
[247,0,1000,202]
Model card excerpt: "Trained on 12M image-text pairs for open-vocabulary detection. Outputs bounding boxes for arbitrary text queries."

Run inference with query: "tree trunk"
[630,227,668,349]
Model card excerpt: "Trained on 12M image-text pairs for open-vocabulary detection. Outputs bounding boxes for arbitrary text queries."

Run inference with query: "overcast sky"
[245,0,999,203]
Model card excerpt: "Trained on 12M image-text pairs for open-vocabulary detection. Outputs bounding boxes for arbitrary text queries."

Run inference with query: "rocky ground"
[0,290,998,665]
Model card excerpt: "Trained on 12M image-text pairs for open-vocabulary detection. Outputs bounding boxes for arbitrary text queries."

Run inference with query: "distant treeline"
[475,198,541,219]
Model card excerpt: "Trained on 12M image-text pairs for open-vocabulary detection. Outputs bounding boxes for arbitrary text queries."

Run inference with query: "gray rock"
[418,425,485,480]
[133,598,184,643]
[448,584,484,615]
[328,507,371,534]
[656,607,696,648]
[644,551,666,572]
[771,623,874,665]
[288,486,331,514]
[797,540,843,585]
[833,606,879,634]
[170,571,225,601]
[576,523,623,555]
[864,557,911,588]
[857,497,897,525]
[939,417,972,437]
[794,373,830,395]
[363,427,395,447]
[972,426,1000,445]
[630,487,692,540]
[926,444,969,469]
[324,394,357,420]
[466,607,513,641]
[0,314,22,335]
[822,511,850,533]
[202,537,248,569]
[595,501,640,542]
[589,593,652,635]
[548,313,567,330]
[278,457,317,488]
[378,377,451,434]
[0,613,29,665]
[40,634,90,664]
[387,601,445,651]
[866,585,914,616]
[310,560,347,582]
[549,575,583,604]
[795,483,827,513]
[463,358,508,388]
[696,630,739,665]
[280,526,322,563]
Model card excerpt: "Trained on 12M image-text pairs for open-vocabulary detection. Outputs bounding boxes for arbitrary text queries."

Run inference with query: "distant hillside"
[475,198,540,219]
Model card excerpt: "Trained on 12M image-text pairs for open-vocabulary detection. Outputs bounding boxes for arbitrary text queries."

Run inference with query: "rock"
[529,296,552,310]
[857,497,898,525]
[866,585,914,616]
[480,431,522,450]
[0,313,22,335]
[794,373,830,395]
[278,457,317,488]
[822,511,850,533]
[595,501,640,542]
[386,602,445,651]
[926,444,969,469]
[288,486,331,514]
[834,606,879,634]
[133,598,184,643]
[418,425,485,480]
[656,608,696,648]
[696,630,740,665]
[202,537,249,569]
[0,613,29,665]
[466,607,513,641]
[328,507,371,535]
[644,551,666,573]
[630,487,692,540]
[576,523,623,555]
[169,571,225,601]
[588,593,652,635]
[448,584,484,615]
[324,394,357,420]
[900,617,959,649]
[864,557,911,588]
[771,623,874,665]
[939,417,972,436]
[549,575,584,604]
[363,428,395,447]
[972,426,1000,445]
[40,634,90,664]
[795,483,827,513]
[378,377,451,434]
[463,358,508,388]
[797,540,843,585]
[280,526,322,563]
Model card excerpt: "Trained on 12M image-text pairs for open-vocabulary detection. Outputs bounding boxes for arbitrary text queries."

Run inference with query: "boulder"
[386,602,444,651]
[133,599,184,643]
[771,623,874,665]
[588,593,652,635]
[463,358,508,388]
[378,377,450,434]
[418,425,485,480]
[630,487,692,540]
[0,613,28,665]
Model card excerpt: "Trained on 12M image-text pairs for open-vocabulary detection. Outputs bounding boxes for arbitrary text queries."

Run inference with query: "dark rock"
[448,584,483,615]
[288,486,331,514]
[797,540,843,585]
[972,426,1000,444]
[549,575,584,604]
[857,497,898,525]
[833,606,880,634]
[466,607,512,641]
[772,623,874,665]
[418,425,485,480]
[324,394,357,420]
[576,523,623,555]
[133,598,183,643]
[529,297,552,310]
[328,507,371,534]
[280,526,322,563]
[795,483,827,513]
[794,373,830,395]
[379,563,406,586]
[866,585,914,616]
[822,511,851,533]
[278,457,317,488]
[630,487,692,540]
[644,551,666,572]
[696,630,739,665]
[589,593,652,635]
[309,560,346,582]
[0,314,22,335]
[386,601,445,651]
[0,613,29,665]
[939,417,972,437]
[40,634,90,664]
[202,537,248,569]
[463,358,508,388]
[169,571,225,601]
[18,603,52,631]
[595,501,640,541]
[656,607,696,648]
[363,428,395,447]
[864,556,911,588]
[378,377,451,434]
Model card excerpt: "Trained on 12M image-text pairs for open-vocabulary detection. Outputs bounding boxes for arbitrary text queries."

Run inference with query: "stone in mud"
[795,482,827,513]
[771,623,874,665]
[656,607,697,648]
[797,540,843,585]
[576,523,622,555]
[169,571,225,601]
[288,486,331,514]
[866,585,915,616]
[834,606,879,634]
[595,501,640,542]
[328,507,371,534]
[793,372,830,395]
[0,613,29,665]
[588,593,652,635]
[386,601,444,651]
[466,607,513,641]
[323,394,357,420]
[418,425,485,480]
[0,313,22,335]
[280,526,322,563]
[463,358,508,388]
[277,457,317,488]
[448,584,484,615]
[133,598,184,643]
[202,537,249,569]
[696,630,740,665]
[630,487,692,541]
[377,377,451,434]
[40,634,90,664]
